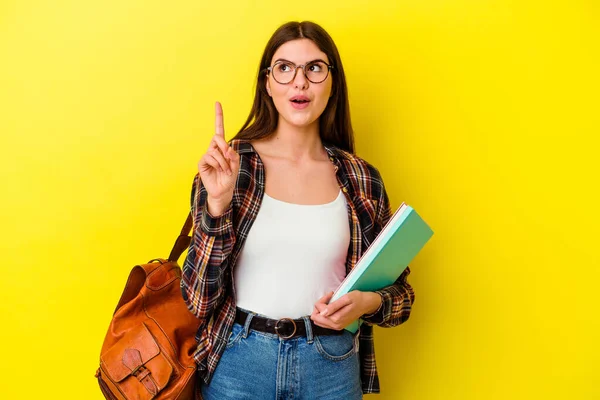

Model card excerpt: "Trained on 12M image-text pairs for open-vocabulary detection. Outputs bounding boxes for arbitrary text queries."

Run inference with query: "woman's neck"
[265,119,326,162]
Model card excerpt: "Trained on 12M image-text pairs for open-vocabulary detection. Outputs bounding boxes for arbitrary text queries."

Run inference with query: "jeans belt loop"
[242,311,255,338]
[302,316,314,344]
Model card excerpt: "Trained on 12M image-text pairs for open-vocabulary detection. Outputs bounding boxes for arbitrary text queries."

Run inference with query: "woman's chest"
[261,158,341,205]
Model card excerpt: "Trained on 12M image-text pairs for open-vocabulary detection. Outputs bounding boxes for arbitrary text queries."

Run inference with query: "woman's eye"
[278,64,293,72]
[308,63,323,72]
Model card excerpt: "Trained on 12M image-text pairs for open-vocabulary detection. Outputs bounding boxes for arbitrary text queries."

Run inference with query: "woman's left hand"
[310,290,382,331]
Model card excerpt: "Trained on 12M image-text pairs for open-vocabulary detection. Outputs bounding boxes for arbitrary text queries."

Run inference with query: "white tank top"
[234,190,350,319]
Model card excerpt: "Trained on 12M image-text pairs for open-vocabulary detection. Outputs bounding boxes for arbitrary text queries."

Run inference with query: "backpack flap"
[101,323,173,399]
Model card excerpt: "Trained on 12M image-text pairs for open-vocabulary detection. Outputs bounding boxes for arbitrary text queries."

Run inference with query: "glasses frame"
[266,60,334,84]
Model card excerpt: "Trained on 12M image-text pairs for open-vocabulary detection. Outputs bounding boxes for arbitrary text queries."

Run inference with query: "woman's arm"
[311,174,415,330]
[361,267,414,327]
[180,173,236,320]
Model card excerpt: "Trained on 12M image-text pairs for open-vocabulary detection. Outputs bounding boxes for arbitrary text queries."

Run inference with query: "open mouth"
[289,94,311,109]
[290,96,311,109]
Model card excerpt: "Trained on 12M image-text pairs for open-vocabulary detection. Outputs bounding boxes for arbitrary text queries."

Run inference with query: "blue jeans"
[201,310,363,400]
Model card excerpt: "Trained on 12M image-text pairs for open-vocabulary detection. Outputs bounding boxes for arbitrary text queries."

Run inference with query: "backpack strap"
[168,212,193,262]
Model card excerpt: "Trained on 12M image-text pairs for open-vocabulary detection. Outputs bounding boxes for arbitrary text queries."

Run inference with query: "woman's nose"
[293,66,309,89]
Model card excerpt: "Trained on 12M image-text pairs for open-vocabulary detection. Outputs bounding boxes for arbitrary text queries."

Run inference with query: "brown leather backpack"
[95,213,201,399]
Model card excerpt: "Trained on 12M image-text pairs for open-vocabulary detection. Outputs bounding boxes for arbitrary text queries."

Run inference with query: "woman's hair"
[233,21,355,154]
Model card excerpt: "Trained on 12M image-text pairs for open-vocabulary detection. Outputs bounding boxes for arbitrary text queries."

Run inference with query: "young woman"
[181,21,415,399]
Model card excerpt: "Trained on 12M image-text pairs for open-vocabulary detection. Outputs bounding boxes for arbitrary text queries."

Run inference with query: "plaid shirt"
[181,139,415,394]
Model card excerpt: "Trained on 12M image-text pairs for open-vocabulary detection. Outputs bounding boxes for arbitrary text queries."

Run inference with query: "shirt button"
[342,187,348,193]
[329,157,334,162]
[225,218,231,223]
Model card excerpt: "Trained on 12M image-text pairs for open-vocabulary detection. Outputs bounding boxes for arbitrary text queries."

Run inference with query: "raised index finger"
[215,101,225,138]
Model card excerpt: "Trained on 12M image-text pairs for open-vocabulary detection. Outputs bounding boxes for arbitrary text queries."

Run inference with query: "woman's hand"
[310,290,382,331]
[198,102,240,216]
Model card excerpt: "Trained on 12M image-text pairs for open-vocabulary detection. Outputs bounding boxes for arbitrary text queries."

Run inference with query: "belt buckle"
[274,318,297,339]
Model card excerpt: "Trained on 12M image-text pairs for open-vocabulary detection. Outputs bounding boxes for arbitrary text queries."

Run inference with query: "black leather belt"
[235,308,343,340]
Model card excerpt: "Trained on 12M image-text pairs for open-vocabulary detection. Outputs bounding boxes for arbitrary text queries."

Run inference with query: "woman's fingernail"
[320,309,328,316]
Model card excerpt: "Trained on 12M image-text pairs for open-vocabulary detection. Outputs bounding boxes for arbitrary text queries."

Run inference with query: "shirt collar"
[234,140,256,155]
[232,139,347,163]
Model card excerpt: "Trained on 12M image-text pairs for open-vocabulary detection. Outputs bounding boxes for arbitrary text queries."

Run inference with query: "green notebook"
[330,203,434,333]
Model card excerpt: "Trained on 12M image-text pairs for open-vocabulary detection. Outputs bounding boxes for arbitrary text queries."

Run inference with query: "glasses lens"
[271,61,330,84]
[272,62,295,84]
[305,61,329,83]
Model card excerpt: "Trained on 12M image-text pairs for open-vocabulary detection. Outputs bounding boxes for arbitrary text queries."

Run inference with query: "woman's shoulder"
[325,144,385,185]
[228,138,254,154]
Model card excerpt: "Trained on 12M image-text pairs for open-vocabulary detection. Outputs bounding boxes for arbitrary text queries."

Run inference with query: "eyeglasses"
[266,60,333,84]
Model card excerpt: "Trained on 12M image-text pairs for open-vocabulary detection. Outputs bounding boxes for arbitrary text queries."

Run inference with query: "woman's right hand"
[198,102,240,216]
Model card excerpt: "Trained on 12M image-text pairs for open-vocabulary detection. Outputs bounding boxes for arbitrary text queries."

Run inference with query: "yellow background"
[1,0,598,399]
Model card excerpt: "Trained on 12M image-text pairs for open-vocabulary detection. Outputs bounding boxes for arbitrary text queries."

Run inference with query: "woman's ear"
[266,78,272,97]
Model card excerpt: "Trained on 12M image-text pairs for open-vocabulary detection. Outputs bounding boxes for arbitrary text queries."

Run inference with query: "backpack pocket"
[99,322,174,399]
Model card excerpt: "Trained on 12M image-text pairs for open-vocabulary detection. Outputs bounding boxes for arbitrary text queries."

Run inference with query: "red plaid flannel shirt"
[181,139,415,394]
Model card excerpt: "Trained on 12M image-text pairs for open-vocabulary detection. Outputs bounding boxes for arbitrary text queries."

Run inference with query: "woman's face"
[266,39,333,131]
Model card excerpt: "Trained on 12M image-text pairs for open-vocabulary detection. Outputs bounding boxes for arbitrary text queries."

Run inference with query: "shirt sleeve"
[180,173,236,320]
[361,179,415,327]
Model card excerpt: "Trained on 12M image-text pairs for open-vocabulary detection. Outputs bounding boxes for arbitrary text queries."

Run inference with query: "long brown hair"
[233,21,355,154]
